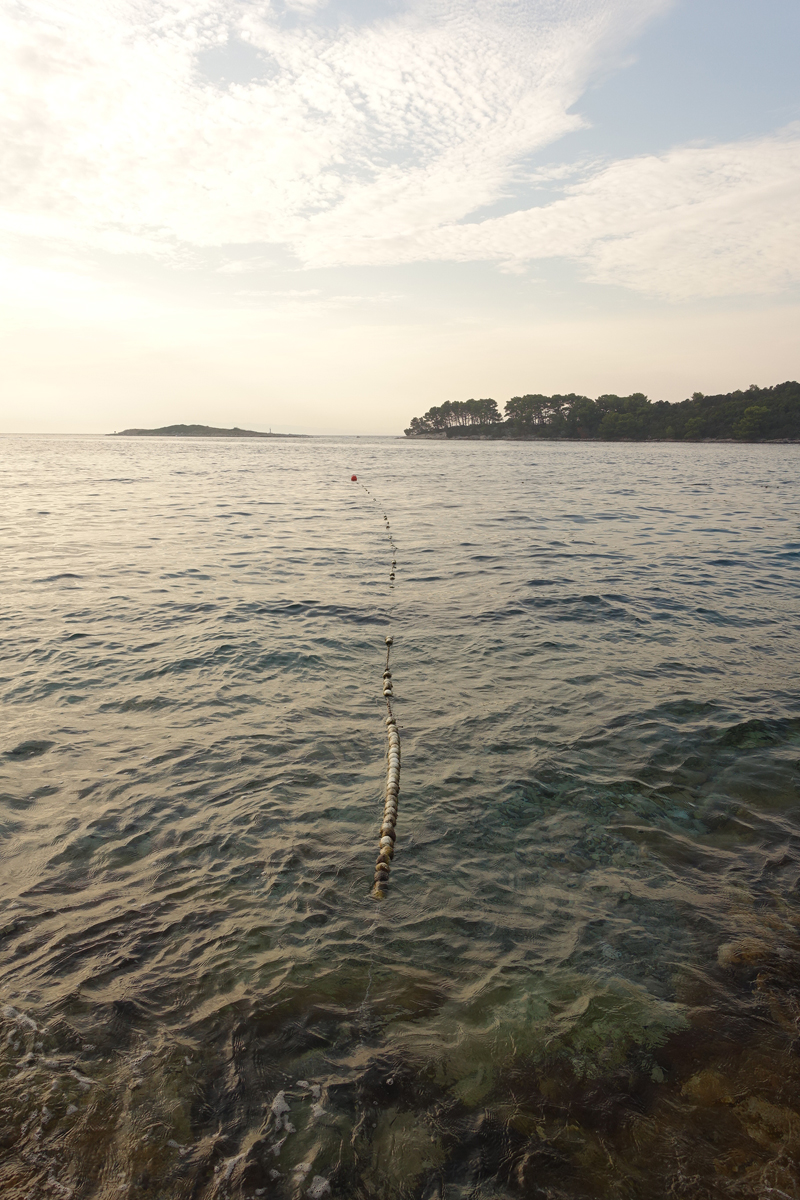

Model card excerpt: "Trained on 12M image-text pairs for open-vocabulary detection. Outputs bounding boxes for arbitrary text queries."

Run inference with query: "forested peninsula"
[404,381,800,441]
[110,424,304,438]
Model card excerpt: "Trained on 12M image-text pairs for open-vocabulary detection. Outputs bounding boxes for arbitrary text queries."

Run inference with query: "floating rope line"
[373,636,399,899]
[350,474,400,900]
[356,478,397,589]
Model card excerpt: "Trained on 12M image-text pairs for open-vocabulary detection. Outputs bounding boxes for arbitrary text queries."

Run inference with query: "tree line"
[404,382,800,441]
[404,398,503,431]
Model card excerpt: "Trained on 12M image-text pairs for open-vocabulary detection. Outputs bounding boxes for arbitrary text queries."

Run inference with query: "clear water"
[1,435,799,1200]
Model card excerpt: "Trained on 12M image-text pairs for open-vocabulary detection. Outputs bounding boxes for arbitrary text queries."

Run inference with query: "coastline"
[108,423,307,438]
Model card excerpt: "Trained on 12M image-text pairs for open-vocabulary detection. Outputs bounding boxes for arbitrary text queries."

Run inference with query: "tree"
[733,405,769,440]
[504,395,549,429]
[684,416,706,440]
[404,381,799,439]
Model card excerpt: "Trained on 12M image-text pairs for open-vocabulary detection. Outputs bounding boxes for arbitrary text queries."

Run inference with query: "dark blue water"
[2,435,799,1200]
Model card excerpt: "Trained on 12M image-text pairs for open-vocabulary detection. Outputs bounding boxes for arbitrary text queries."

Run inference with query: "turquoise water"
[1,435,799,1199]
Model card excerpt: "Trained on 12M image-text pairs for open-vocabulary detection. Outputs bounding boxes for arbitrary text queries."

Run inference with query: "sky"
[1,0,799,434]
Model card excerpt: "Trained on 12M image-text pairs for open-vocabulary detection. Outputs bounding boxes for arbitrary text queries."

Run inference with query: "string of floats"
[350,474,400,900]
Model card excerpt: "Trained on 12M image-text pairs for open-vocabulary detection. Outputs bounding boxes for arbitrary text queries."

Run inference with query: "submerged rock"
[360,1108,446,1197]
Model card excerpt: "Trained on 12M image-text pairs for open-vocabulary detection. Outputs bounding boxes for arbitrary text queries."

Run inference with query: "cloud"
[6,0,799,301]
[0,0,668,255]
[320,128,800,298]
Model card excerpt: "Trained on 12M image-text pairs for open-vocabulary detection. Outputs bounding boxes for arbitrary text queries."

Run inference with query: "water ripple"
[1,435,799,1198]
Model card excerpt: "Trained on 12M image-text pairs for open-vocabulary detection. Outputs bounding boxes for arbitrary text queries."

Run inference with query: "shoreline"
[108,423,308,438]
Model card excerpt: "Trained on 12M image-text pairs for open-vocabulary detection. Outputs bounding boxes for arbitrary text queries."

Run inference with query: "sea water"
[1,434,799,1199]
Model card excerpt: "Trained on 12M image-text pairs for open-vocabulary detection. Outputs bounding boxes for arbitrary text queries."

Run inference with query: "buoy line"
[350,474,400,900]
[374,637,399,899]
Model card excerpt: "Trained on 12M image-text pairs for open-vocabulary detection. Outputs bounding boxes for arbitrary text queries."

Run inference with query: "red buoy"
[351,474,358,481]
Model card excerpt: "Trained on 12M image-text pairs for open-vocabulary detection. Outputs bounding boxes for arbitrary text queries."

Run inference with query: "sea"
[1,434,799,1200]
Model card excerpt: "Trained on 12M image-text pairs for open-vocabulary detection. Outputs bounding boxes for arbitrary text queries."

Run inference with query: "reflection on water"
[1,435,799,1198]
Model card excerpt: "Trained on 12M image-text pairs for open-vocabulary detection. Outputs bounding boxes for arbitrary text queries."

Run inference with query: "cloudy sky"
[2,0,798,433]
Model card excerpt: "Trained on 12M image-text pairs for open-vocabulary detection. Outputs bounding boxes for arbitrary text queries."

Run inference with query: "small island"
[109,424,305,438]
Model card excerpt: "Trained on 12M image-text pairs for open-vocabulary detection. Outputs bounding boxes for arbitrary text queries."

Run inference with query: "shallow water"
[1,435,799,1200]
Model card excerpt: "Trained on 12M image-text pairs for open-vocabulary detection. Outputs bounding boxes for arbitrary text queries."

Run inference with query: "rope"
[350,475,400,900]
[373,637,400,899]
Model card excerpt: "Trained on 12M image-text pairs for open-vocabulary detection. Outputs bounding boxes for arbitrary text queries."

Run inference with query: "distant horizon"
[3,376,798,439]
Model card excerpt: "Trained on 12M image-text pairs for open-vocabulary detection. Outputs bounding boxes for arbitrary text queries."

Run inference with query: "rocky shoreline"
[109,423,305,438]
